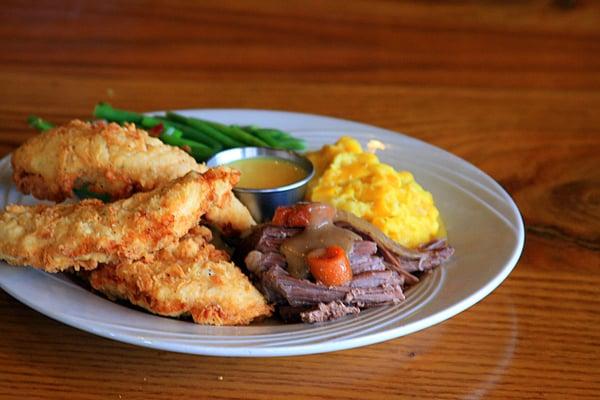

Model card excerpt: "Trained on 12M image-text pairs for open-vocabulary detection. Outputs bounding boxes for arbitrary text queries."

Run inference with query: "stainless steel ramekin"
[206,147,314,222]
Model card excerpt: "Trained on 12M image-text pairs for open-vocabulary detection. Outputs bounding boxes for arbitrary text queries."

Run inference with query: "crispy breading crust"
[11,120,255,233]
[12,120,207,202]
[204,190,256,235]
[87,226,272,326]
[0,168,237,272]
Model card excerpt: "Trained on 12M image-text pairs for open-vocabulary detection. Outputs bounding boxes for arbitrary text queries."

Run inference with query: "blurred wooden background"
[0,1,599,399]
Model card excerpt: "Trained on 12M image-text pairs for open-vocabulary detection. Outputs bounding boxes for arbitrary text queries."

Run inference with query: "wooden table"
[1,1,598,399]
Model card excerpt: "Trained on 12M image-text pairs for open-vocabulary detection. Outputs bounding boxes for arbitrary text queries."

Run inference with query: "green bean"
[246,126,287,140]
[73,184,112,203]
[233,125,282,149]
[143,119,214,160]
[182,118,268,147]
[277,138,306,150]
[166,112,243,148]
[27,115,54,132]
[93,103,143,124]
[157,125,183,142]
[158,126,214,161]
[140,115,161,128]
[176,138,215,161]
[223,124,269,147]
[91,103,304,154]
[140,116,186,141]
[244,126,298,141]
[240,125,306,150]
[154,116,222,150]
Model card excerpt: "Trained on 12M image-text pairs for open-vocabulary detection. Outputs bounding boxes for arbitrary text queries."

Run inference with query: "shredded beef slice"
[300,301,360,323]
[241,221,453,323]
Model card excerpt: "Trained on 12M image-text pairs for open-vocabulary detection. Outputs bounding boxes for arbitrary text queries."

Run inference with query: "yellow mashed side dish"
[306,137,440,248]
[305,136,363,194]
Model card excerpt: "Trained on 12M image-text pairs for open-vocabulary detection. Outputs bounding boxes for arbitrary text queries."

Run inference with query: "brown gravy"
[280,223,362,279]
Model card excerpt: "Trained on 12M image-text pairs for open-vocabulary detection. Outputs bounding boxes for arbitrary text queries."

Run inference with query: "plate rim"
[0,108,525,357]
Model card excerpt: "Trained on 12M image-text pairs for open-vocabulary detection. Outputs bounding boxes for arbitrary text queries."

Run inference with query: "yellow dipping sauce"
[227,157,307,189]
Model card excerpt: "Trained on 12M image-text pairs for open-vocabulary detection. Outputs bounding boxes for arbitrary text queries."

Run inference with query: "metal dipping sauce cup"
[206,147,315,222]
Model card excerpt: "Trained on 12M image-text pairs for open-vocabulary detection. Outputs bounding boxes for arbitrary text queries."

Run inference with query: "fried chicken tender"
[0,168,237,272]
[12,120,254,233]
[13,120,204,202]
[87,226,272,325]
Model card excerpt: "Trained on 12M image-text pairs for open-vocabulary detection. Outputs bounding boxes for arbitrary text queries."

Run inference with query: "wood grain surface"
[0,1,599,399]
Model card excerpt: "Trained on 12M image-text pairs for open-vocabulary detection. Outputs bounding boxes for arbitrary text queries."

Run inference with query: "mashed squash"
[306,136,363,194]
[306,137,440,248]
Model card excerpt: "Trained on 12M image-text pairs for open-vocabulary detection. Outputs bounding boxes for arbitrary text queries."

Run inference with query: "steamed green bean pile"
[27,103,306,163]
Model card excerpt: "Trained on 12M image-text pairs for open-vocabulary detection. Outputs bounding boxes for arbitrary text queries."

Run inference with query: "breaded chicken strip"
[0,169,236,272]
[87,226,272,326]
[13,120,204,202]
[12,120,254,233]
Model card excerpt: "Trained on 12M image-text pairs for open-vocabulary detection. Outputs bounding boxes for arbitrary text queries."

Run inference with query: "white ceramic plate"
[0,109,524,357]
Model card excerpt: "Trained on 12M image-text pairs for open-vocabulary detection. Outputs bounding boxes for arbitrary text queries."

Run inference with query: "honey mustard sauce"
[226,157,307,189]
